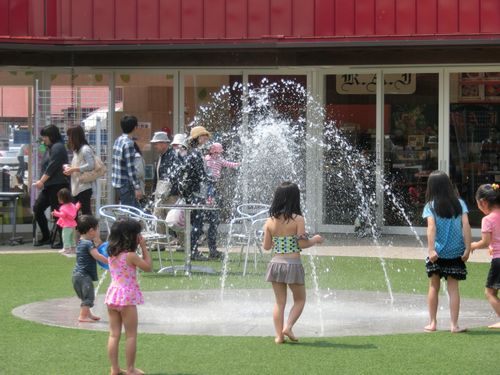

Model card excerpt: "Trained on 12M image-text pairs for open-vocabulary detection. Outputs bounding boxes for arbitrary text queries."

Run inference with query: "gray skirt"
[265,256,305,285]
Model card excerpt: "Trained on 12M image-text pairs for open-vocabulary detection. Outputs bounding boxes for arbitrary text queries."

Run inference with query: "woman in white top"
[63,125,95,215]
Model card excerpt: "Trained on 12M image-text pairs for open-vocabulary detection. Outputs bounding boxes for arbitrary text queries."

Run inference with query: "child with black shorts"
[422,171,471,333]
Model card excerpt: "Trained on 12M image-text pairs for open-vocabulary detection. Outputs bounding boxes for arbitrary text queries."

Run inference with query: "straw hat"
[171,133,188,147]
[150,131,170,143]
[189,126,211,139]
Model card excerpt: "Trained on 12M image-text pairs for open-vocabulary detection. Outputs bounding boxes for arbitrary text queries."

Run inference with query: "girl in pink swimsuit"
[104,219,152,375]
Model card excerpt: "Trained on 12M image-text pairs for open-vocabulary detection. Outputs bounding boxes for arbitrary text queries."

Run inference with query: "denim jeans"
[117,181,139,208]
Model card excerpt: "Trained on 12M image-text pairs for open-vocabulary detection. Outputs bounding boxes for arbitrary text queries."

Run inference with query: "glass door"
[323,73,378,227]
[383,73,439,227]
[449,71,500,228]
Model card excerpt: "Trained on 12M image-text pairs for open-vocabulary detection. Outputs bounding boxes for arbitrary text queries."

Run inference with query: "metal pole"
[184,209,192,276]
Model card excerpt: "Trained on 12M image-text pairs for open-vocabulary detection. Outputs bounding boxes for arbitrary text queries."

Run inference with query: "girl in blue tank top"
[422,170,471,333]
[263,181,323,344]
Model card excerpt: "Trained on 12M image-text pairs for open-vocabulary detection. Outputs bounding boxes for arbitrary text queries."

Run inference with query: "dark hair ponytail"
[475,183,500,207]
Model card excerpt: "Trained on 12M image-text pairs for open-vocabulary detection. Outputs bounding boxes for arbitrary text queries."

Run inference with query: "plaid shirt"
[111,134,140,189]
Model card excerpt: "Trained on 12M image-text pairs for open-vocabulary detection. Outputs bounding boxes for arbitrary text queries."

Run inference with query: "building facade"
[1,0,500,235]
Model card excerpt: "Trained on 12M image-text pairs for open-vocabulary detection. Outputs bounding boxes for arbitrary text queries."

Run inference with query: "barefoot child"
[105,219,152,375]
[263,182,323,344]
[422,170,471,333]
[471,183,500,329]
[72,215,108,322]
[52,188,81,256]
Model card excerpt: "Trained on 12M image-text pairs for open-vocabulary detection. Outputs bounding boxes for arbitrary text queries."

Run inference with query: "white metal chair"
[227,203,269,276]
[98,204,174,270]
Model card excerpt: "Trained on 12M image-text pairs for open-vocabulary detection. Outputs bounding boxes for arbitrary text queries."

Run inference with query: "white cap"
[150,131,170,143]
[171,133,187,147]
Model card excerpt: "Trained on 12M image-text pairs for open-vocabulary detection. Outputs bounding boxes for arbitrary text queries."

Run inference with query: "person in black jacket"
[179,126,212,261]
[33,125,70,246]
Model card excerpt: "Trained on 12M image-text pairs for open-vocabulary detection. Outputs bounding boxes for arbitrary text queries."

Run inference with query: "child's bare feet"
[78,316,98,323]
[488,322,500,329]
[126,368,144,375]
[274,336,285,344]
[282,328,298,342]
[450,327,467,333]
[89,314,101,321]
[110,368,126,375]
[424,324,436,332]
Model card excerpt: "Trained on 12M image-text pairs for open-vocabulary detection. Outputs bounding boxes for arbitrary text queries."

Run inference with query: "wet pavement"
[13,289,495,337]
[6,235,494,337]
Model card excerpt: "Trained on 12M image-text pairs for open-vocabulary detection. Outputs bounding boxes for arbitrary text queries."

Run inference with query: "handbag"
[78,154,107,183]
[165,198,186,229]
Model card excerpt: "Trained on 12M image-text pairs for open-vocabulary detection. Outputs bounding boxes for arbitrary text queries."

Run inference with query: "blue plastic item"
[97,242,109,270]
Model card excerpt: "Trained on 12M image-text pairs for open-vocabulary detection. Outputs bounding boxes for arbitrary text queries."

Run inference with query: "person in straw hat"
[178,126,215,261]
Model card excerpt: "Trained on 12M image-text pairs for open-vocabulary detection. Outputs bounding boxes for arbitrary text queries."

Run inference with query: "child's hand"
[312,235,324,245]
[462,251,470,262]
[428,250,438,263]
[138,235,147,250]
[489,246,493,256]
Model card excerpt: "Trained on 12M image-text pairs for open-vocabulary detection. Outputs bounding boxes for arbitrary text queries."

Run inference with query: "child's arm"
[471,232,492,252]
[90,247,108,265]
[426,216,438,262]
[461,213,472,262]
[52,209,62,217]
[262,219,273,251]
[75,201,81,211]
[221,159,240,169]
[296,215,323,249]
[127,235,153,272]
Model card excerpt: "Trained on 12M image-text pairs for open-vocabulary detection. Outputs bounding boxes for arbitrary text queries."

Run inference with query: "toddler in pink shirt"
[52,188,81,256]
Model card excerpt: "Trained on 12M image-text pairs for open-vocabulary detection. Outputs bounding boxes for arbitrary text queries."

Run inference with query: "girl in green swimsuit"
[263,181,323,344]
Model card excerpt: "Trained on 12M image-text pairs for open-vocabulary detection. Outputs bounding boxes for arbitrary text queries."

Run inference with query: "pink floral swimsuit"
[104,252,144,308]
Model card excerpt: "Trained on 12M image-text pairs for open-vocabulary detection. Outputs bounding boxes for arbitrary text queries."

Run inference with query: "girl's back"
[266,214,301,237]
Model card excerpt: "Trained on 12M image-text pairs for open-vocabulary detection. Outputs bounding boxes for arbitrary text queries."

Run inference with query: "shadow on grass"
[465,329,500,336]
[294,340,377,349]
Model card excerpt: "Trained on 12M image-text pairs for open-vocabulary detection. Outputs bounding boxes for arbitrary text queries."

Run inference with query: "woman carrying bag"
[63,125,95,215]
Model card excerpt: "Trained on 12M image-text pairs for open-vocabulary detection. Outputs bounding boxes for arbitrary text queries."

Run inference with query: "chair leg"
[243,237,251,276]
[156,242,163,270]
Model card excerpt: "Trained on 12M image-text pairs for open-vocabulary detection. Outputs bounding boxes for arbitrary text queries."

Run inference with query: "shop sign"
[336,74,416,94]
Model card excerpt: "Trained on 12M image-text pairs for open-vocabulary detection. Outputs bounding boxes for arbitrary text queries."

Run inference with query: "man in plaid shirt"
[111,115,143,207]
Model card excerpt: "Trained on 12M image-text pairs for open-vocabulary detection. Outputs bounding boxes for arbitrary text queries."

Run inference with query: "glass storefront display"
[449,72,500,227]
[0,71,35,225]
[383,73,439,227]
[323,73,377,226]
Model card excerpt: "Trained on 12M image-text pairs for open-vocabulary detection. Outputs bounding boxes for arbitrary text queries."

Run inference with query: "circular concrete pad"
[13,289,495,337]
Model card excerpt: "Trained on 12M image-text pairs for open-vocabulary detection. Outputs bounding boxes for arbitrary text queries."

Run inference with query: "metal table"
[0,192,25,245]
[156,203,219,276]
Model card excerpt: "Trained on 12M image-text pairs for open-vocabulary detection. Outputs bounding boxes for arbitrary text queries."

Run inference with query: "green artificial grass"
[0,252,498,375]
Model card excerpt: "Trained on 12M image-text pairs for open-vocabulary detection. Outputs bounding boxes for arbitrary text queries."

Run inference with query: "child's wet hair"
[77,215,99,234]
[107,219,143,257]
[475,183,500,207]
[57,188,72,204]
[269,181,302,221]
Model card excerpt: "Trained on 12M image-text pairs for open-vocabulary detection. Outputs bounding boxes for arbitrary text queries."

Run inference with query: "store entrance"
[322,73,378,227]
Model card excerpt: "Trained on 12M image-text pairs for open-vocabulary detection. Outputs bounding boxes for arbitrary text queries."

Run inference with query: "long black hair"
[425,170,462,218]
[269,181,302,221]
[107,219,142,257]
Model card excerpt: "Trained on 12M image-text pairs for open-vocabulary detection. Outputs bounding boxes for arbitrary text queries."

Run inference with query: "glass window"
[0,70,34,225]
[449,72,500,228]
[323,74,377,225]
[384,73,439,227]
